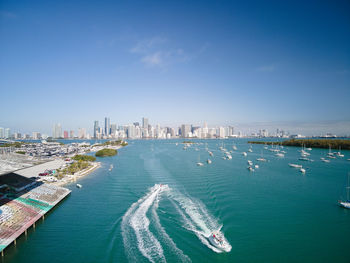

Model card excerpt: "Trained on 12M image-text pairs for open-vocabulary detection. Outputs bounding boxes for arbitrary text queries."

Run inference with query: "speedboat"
[289,163,302,168]
[197,162,204,166]
[254,164,259,169]
[242,152,247,157]
[207,159,212,164]
[76,184,82,188]
[247,160,253,166]
[208,229,231,252]
[300,168,306,174]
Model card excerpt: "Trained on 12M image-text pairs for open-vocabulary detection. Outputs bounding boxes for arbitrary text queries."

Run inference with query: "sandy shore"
[52,161,101,187]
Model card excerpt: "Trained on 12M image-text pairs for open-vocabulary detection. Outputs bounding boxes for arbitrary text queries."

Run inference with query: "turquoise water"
[3,139,350,263]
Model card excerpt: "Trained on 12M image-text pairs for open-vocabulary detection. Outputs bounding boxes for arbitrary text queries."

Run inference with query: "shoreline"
[51,161,101,187]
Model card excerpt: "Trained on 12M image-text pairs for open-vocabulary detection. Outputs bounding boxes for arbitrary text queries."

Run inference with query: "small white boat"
[247,160,253,166]
[347,159,350,161]
[247,166,255,172]
[208,227,231,252]
[275,153,284,158]
[256,158,267,162]
[338,174,350,209]
[242,152,247,157]
[76,184,82,188]
[208,151,214,156]
[254,164,259,169]
[232,145,237,151]
[197,162,204,166]
[289,163,302,168]
[226,154,232,160]
[207,159,212,164]
[300,168,306,174]
[299,157,310,161]
[109,164,113,171]
[306,148,312,151]
[321,157,330,163]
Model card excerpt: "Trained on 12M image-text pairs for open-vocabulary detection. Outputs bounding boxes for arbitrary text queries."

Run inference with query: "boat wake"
[122,184,231,262]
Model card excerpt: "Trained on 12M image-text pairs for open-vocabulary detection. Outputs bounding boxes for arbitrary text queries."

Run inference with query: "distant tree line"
[248,139,350,150]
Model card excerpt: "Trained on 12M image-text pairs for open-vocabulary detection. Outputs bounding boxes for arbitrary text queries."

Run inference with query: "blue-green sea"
[3,139,350,263]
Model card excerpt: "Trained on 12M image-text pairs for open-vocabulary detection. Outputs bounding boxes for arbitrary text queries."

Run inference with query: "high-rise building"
[70,130,75,138]
[32,132,41,140]
[181,124,192,138]
[0,127,4,138]
[142,117,149,129]
[105,117,110,136]
[94,121,99,138]
[110,124,117,137]
[53,123,62,138]
[64,131,69,139]
[4,128,10,139]
[78,128,86,139]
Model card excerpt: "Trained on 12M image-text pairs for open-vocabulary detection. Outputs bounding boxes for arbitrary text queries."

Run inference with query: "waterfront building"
[63,131,69,139]
[94,121,99,138]
[32,132,41,140]
[181,124,192,138]
[219,127,225,138]
[105,117,110,136]
[78,128,86,139]
[70,130,74,138]
[0,127,4,138]
[4,128,10,139]
[53,123,62,139]
[142,117,149,129]
[110,124,117,137]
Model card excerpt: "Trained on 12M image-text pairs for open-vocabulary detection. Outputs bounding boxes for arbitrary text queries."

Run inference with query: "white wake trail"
[122,184,166,263]
[167,190,231,253]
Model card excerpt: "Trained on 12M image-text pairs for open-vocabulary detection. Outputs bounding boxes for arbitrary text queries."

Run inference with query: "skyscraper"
[0,127,4,138]
[4,128,10,139]
[94,121,99,138]
[181,124,192,138]
[142,117,149,129]
[105,117,110,136]
[53,123,62,138]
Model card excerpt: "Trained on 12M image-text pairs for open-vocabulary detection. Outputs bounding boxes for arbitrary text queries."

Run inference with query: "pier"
[0,172,71,255]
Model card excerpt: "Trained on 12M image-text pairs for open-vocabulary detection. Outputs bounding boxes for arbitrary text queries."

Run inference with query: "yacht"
[76,184,82,188]
[338,174,350,209]
[247,160,253,166]
[242,152,247,157]
[197,162,204,166]
[300,168,306,174]
[275,153,284,158]
[257,158,267,162]
[321,157,330,163]
[247,166,255,172]
[207,159,212,164]
[232,145,237,151]
[254,164,259,169]
[226,154,232,160]
[289,163,302,168]
[208,228,231,252]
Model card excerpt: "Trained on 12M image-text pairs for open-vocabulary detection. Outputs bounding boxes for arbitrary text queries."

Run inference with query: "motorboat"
[254,164,259,169]
[275,153,284,158]
[247,166,255,172]
[76,184,82,188]
[300,168,306,174]
[207,159,212,164]
[242,152,247,157]
[289,163,302,168]
[256,158,267,162]
[208,228,231,252]
[197,162,204,166]
[338,174,350,209]
[247,160,253,166]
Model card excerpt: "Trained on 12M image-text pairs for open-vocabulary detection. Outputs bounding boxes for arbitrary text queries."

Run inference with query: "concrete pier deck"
[0,172,71,254]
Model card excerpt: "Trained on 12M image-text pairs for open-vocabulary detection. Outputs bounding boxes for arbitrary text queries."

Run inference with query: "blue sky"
[1,0,350,135]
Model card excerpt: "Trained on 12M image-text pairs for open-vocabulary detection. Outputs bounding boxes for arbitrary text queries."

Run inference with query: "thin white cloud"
[130,37,195,68]
[141,51,164,67]
[256,65,275,72]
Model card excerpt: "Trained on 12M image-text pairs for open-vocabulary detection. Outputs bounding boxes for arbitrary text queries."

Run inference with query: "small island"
[95,148,118,157]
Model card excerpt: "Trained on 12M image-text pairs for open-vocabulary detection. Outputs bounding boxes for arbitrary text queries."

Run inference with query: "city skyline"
[1,0,350,134]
